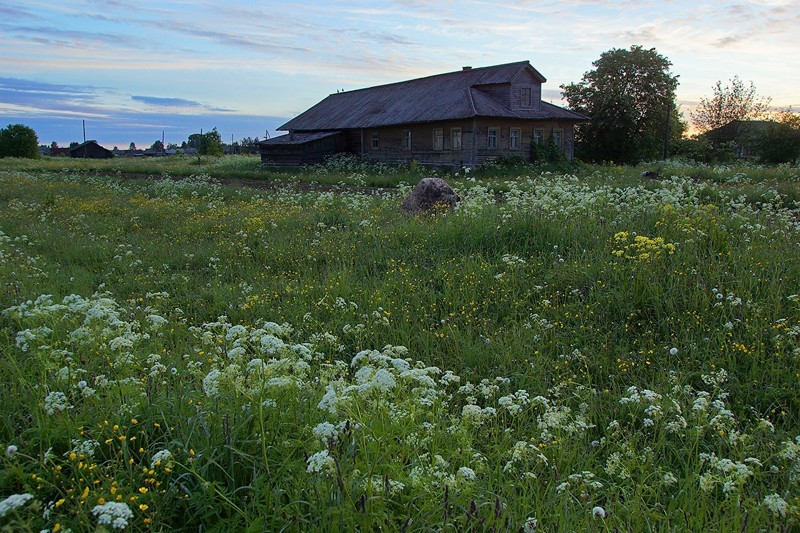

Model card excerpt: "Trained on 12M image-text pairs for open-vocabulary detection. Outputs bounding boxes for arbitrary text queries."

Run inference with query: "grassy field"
[1,156,799,531]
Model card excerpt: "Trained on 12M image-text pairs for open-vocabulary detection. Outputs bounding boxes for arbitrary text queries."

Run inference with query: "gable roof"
[280,61,587,131]
[69,141,112,154]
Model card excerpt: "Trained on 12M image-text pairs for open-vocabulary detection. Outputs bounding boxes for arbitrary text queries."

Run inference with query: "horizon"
[1,1,798,149]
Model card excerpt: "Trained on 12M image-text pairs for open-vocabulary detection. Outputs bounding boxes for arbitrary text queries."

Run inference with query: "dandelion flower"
[5,445,17,457]
[592,506,606,519]
[669,347,678,356]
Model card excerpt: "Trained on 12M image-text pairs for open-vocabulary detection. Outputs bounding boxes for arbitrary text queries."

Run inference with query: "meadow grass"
[0,160,798,531]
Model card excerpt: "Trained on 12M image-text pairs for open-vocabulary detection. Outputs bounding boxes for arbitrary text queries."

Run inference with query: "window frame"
[402,130,412,150]
[370,132,380,150]
[510,128,521,150]
[520,87,532,107]
[552,129,563,148]
[533,129,544,145]
[487,127,499,149]
[451,128,462,151]
[433,128,444,151]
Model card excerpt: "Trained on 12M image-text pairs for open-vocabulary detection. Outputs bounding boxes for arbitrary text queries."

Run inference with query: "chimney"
[462,66,472,71]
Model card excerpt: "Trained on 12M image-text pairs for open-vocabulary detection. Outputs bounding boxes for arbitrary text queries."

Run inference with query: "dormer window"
[521,87,532,107]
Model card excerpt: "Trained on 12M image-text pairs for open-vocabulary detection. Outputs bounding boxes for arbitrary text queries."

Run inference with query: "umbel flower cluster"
[1,290,798,530]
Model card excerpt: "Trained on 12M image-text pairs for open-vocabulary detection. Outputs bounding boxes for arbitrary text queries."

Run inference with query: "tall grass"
[0,164,798,530]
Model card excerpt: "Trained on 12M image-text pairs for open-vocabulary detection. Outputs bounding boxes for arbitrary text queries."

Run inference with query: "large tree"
[198,128,223,156]
[690,76,771,144]
[752,109,800,164]
[561,45,683,164]
[0,123,39,158]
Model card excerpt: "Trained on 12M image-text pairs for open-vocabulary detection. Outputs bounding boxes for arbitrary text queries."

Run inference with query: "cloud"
[131,95,203,108]
[0,77,98,108]
[0,23,140,49]
[131,95,236,113]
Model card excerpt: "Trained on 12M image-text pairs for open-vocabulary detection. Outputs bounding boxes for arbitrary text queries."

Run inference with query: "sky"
[1,0,798,149]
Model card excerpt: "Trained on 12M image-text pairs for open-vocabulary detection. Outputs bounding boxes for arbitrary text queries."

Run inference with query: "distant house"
[260,61,589,167]
[703,120,774,158]
[69,141,113,159]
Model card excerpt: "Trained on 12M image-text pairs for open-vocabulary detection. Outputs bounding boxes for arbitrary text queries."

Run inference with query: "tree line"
[1,126,264,158]
[561,45,799,165]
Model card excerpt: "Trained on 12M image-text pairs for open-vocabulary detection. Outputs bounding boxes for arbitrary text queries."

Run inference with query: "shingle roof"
[280,61,588,131]
[259,131,340,146]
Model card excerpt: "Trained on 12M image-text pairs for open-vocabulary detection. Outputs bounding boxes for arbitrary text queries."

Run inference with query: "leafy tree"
[150,140,164,152]
[198,128,223,156]
[69,142,79,149]
[691,76,771,145]
[129,142,137,151]
[185,134,203,150]
[530,137,566,164]
[239,136,261,154]
[752,109,800,164]
[561,45,683,164]
[0,123,39,158]
[50,141,58,150]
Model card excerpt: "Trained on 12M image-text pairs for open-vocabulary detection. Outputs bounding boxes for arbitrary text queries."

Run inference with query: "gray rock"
[400,177,460,213]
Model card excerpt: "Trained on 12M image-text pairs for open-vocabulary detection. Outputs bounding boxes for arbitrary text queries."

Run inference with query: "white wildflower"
[5,445,18,457]
[0,493,34,517]
[150,449,172,468]
[592,506,606,519]
[306,450,335,475]
[763,494,787,517]
[457,466,477,481]
[312,422,339,444]
[202,369,222,398]
[43,391,70,415]
[523,517,538,532]
[91,501,134,529]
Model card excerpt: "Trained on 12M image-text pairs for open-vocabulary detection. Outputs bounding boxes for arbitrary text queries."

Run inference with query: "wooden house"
[260,61,589,167]
[69,141,113,159]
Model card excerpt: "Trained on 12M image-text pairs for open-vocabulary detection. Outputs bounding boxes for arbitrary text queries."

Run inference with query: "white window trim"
[402,130,412,150]
[371,132,379,150]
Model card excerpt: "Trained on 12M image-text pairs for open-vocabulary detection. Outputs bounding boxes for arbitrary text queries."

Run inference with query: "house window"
[510,128,521,150]
[552,129,563,148]
[403,130,412,150]
[487,128,499,149]
[451,128,462,150]
[433,128,443,151]
[533,129,544,145]
[520,87,532,107]
[371,132,379,149]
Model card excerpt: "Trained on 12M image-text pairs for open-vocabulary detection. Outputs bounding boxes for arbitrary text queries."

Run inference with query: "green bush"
[0,124,39,159]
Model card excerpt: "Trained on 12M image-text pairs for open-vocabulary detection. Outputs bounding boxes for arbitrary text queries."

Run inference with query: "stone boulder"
[400,177,460,214]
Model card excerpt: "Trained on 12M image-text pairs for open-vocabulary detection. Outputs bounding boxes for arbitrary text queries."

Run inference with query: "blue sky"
[1,0,797,149]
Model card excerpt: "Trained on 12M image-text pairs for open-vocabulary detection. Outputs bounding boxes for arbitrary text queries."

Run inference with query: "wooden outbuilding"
[260,61,589,167]
[69,141,113,159]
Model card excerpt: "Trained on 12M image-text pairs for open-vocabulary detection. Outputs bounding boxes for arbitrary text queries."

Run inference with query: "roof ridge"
[332,60,531,95]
